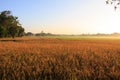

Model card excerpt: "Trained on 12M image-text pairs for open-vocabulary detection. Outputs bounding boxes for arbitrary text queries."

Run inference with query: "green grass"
[38,35,120,40]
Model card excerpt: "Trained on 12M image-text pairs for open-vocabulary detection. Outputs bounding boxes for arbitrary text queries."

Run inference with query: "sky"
[1,0,120,34]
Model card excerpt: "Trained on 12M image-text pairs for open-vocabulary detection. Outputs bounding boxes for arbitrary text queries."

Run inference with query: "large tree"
[0,10,24,38]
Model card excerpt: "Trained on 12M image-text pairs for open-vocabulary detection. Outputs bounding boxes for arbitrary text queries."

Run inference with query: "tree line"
[25,31,54,36]
[0,10,24,38]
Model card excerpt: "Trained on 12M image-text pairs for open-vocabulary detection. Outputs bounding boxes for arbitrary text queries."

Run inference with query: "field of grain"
[0,37,120,80]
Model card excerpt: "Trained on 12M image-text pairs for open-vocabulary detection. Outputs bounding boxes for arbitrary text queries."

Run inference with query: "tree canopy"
[106,0,120,10]
[0,10,24,38]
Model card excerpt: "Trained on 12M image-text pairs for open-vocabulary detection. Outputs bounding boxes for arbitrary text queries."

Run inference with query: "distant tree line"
[25,31,120,37]
[0,10,24,38]
[25,31,55,36]
[79,32,120,36]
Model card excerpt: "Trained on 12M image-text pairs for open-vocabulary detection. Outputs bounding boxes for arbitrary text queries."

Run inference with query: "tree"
[40,31,45,36]
[106,0,120,10]
[25,32,34,36]
[0,10,25,38]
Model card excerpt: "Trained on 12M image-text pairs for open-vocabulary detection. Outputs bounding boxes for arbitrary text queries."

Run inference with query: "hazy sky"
[1,0,120,34]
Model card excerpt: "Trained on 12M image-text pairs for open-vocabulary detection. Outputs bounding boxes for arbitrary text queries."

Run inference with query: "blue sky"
[1,0,120,34]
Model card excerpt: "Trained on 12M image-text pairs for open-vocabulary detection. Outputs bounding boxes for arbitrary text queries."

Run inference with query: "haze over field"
[1,0,120,34]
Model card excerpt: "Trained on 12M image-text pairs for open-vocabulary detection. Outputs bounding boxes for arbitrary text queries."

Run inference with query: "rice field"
[0,37,120,80]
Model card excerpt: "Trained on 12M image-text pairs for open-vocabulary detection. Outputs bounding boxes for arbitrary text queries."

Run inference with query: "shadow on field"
[0,40,22,42]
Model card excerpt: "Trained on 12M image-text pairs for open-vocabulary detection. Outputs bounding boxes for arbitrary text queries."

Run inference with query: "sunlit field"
[0,36,120,80]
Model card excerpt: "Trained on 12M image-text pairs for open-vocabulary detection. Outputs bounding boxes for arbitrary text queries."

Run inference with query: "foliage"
[106,0,120,10]
[0,26,6,37]
[18,26,25,37]
[0,38,120,80]
[0,10,24,38]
